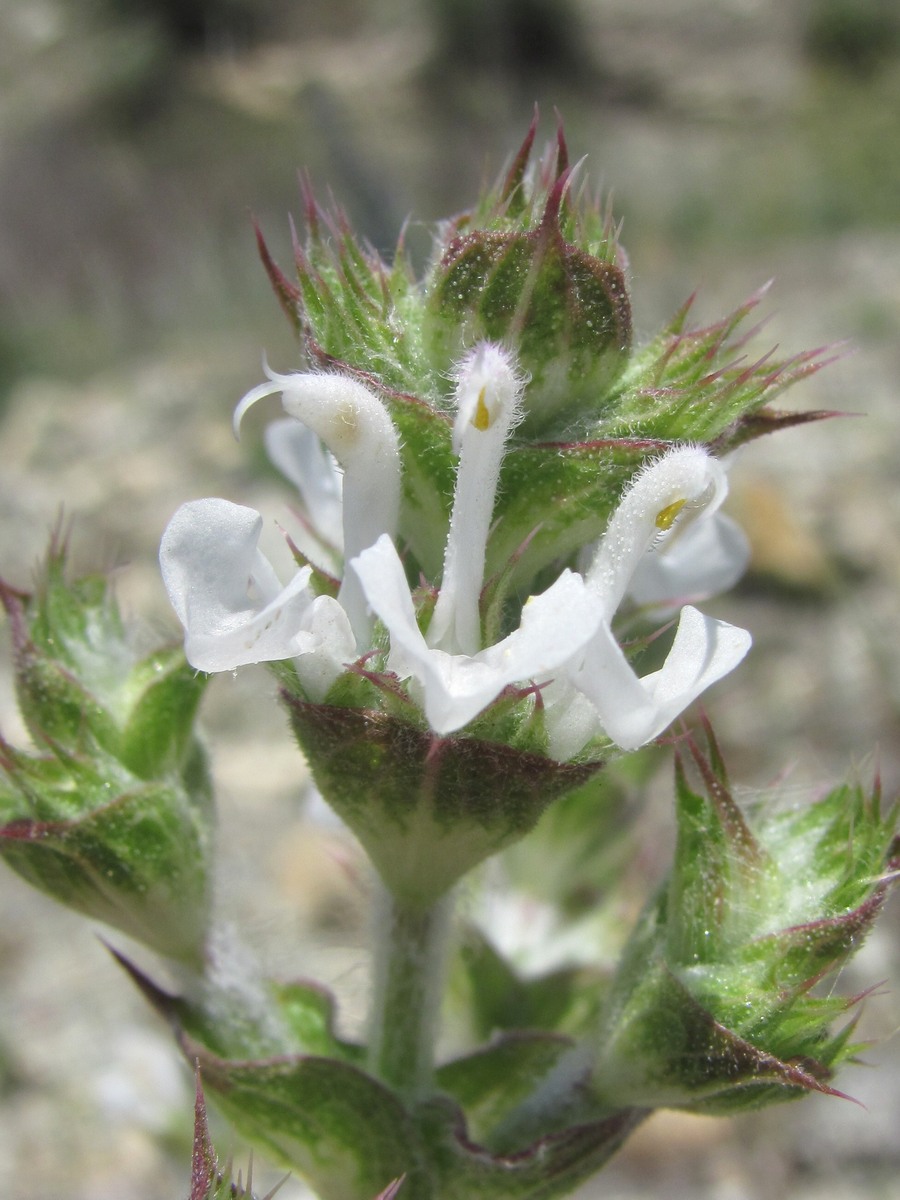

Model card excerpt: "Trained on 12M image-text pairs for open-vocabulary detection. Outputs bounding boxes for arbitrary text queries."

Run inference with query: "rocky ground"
[1,0,900,1196]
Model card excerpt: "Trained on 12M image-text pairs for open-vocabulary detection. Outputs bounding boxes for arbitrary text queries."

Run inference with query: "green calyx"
[1,540,208,779]
[425,122,632,437]
[592,725,898,1113]
[0,538,213,965]
[255,118,835,614]
[283,693,603,908]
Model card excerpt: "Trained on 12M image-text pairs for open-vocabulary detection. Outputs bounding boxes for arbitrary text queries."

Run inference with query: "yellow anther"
[473,387,492,431]
[655,498,687,530]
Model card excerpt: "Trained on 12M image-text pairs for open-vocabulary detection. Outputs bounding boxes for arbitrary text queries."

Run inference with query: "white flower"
[353,534,601,733]
[235,365,401,637]
[264,417,344,562]
[160,367,402,701]
[545,446,751,756]
[159,498,355,701]
[624,449,750,612]
[627,511,750,610]
[353,407,750,757]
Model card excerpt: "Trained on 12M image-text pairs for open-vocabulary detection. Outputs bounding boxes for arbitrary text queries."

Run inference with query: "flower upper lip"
[234,365,402,639]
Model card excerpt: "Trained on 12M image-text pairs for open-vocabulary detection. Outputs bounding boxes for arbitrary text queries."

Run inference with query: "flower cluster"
[155,121,839,915]
[160,122,828,781]
[592,726,899,1114]
[161,348,750,760]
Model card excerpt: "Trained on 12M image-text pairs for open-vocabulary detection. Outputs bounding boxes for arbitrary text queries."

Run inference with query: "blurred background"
[1,0,900,1196]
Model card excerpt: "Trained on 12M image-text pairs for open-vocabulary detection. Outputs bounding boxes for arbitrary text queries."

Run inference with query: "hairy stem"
[368,883,453,1096]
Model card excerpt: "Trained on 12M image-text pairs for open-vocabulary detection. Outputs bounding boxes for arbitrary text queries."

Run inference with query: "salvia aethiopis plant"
[1,117,895,1200]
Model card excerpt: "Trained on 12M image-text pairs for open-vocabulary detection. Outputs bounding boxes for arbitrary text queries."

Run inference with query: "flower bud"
[427,128,632,437]
[591,726,898,1113]
[0,540,212,965]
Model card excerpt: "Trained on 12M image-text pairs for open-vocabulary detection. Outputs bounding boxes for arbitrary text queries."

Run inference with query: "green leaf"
[273,981,366,1064]
[436,1033,576,1145]
[415,1098,647,1200]
[196,1048,423,1200]
[455,928,606,1041]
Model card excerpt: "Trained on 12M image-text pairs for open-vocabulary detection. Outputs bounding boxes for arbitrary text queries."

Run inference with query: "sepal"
[609,286,839,447]
[190,1074,289,1200]
[426,130,632,437]
[1,539,207,779]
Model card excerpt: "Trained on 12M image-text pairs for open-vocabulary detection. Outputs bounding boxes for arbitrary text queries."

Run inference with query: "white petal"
[160,498,315,672]
[351,533,437,673]
[571,606,751,751]
[349,534,425,668]
[292,594,357,702]
[241,370,399,556]
[353,536,600,735]
[264,418,344,552]
[236,368,401,639]
[419,572,598,734]
[627,511,751,611]
[542,684,604,762]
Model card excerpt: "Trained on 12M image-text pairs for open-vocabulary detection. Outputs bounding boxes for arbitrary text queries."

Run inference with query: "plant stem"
[368,882,452,1096]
